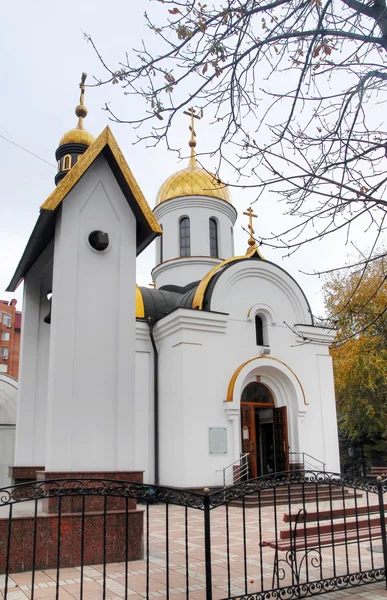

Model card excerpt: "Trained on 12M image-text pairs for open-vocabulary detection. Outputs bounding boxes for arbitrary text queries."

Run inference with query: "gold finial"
[75,72,88,128]
[149,281,156,288]
[183,107,202,167]
[243,207,258,252]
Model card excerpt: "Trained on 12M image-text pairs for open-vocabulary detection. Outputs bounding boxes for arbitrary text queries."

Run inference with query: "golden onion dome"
[156,137,231,205]
[59,124,95,147]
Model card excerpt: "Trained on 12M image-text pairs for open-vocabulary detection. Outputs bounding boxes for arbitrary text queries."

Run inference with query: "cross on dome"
[183,107,202,167]
[243,207,258,252]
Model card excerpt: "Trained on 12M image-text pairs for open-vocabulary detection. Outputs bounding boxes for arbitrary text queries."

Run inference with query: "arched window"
[241,382,274,405]
[231,227,234,256]
[255,315,264,345]
[179,217,191,257]
[209,218,218,257]
[63,154,72,170]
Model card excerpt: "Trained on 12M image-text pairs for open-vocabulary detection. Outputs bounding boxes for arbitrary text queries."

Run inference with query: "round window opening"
[241,382,273,404]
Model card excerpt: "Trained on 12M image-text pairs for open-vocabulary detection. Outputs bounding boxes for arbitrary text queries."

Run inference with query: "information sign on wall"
[209,428,227,454]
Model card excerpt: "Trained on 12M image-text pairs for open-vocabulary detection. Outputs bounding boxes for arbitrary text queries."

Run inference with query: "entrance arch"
[240,382,289,477]
[225,355,307,475]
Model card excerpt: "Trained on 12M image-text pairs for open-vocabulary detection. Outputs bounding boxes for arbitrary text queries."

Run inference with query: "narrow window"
[209,218,218,257]
[3,313,11,327]
[255,315,264,345]
[63,155,71,170]
[179,217,191,257]
[231,227,235,256]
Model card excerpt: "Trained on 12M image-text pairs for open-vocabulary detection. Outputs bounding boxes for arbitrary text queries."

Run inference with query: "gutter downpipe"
[147,318,159,486]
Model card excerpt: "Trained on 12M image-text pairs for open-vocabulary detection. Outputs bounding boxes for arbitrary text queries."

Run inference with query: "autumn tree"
[323,256,387,464]
[89,0,387,272]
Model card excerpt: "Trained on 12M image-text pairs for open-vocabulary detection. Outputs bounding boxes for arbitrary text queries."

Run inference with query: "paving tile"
[3,502,387,600]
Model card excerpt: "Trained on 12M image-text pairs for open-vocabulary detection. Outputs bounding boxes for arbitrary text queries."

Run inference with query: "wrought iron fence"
[0,472,386,600]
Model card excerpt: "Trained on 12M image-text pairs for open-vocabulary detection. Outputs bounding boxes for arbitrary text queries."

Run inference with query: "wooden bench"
[262,504,386,586]
[366,466,387,479]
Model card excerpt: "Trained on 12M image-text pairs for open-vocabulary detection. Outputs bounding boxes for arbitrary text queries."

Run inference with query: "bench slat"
[262,526,382,551]
[283,504,386,523]
[279,516,380,539]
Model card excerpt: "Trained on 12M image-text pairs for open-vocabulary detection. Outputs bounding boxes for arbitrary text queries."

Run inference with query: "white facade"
[45,157,137,471]
[10,127,161,477]
[10,125,339,488]
[153,196,237,288]
[138,258,339,487]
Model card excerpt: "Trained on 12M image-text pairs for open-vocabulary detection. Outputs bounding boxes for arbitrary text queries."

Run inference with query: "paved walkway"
[0,501,386,600]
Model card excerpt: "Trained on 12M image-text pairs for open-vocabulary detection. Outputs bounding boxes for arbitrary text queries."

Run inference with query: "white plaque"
[209,428,227,454]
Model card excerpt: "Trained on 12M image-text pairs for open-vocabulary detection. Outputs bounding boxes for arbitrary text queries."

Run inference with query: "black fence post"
[203,488,213,600]
[377,476,387,589]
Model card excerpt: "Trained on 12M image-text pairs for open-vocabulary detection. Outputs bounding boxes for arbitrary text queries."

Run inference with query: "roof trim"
[6,213,56,291]
[41,126,161,243]
[192,245,264,310]
[200,254,314,324]
[7,127,161,292]
[136,285,145,319]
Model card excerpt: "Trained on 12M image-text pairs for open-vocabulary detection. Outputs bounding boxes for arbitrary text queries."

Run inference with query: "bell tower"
[152,109,237,288]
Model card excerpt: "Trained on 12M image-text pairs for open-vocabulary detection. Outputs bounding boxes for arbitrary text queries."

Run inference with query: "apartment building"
[0,299,21,379]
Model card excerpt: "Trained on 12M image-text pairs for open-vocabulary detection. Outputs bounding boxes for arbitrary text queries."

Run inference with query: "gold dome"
[59,126,95,147]
[156,140,231,205]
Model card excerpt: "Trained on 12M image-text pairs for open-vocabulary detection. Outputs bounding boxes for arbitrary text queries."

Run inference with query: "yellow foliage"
[324,255,387,441]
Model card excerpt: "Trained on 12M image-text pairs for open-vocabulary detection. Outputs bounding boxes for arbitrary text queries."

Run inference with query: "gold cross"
[243,207,257,237]
[149,282,156,288]
[79,72,87,105]
[183,107,202,143]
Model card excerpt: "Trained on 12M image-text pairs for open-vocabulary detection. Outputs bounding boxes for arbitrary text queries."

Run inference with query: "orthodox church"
[7,76,340,489]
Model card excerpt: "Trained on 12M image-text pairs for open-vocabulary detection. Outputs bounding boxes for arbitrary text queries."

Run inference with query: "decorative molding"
[247,302,278,325]
[220,264,309,324]
[294,324,336,344]
[154,195,238,224]
[154,308,227,341]
[152,256,220,278]
[136,321,151,343]
[192,246,263,310]
[225,355,308,406]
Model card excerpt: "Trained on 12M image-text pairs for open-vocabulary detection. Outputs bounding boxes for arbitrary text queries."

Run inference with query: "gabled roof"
[7,127,161,292]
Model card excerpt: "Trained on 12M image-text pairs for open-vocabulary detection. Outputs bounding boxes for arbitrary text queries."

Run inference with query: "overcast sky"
[0,0,359,316]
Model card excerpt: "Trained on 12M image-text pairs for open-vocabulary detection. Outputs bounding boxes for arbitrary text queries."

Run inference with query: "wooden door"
[241,405,257,478]
[273,406,289,472]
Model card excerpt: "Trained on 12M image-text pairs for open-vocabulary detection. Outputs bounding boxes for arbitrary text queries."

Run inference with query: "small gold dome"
[59,127,95,147]
[156,141,231,205]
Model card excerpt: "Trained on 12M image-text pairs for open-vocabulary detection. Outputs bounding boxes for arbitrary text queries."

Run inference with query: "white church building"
[7,77,340,489]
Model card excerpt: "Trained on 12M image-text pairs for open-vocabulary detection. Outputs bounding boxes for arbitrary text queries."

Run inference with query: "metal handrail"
[289,451,326,471]
[222,453,249,487]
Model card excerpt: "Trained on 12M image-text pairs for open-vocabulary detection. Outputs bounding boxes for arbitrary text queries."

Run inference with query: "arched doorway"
[240,382,289,477]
